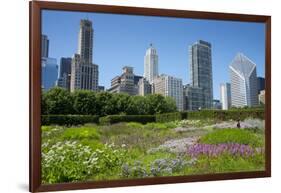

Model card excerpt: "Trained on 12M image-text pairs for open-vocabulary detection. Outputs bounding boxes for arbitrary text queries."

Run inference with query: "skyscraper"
[183,84,204,111]
[41,34,58,91]
[257,77,265,94]
[57,57,72,91]
[189,40,213,109]
[220,83,231,110]
[41,34,49,58]
[229,53,258,107]
[78,19,93,64]
[70,19,99,92]
[144,44,158,84]
[42,57,58,90]
[154,74,183,111]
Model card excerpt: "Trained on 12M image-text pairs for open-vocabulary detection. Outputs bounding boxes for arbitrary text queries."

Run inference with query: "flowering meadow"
[41,118,265,184]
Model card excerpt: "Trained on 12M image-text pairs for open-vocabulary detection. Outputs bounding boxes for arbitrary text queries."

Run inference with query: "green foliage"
[41,119,265,184]
[42,115,99,125]
[42,88,177,116]
[146,95,177,114]
[99,115,156,125]
[200,129,264,147]
[42,142,127,183]
[42,87,74,114]
[156,112,188,122]
[190,153,265,174]
[72,90,98,115]
[188,109,264,121]
[62,127,100,140]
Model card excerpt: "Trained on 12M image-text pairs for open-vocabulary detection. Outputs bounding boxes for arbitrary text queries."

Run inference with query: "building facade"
[42,57,58,90]
[183,85,204,111]
[154,74,183,111]
[138,78,152,96]
[212,99,222,109]
[57,57,72,91]
[108,66,140,95]
[41,34,49,58]
[220,83,231,110]
[70,19,99,92]
[257,77,265,94]
[189,40,213,109]
[229,53,258,107]
[144,44,158,84]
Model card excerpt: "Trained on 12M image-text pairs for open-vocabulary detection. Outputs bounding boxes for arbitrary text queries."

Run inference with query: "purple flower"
[187,143,257,158]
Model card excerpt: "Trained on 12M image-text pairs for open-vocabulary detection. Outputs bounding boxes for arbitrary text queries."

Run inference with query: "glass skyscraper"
[189,40,213,109]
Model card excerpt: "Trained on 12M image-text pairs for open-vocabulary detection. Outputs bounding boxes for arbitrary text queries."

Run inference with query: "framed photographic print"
[30,1,271,192]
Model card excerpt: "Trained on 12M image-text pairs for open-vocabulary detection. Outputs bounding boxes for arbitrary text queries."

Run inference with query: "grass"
[41,119,265,183]
[199,128,264,147]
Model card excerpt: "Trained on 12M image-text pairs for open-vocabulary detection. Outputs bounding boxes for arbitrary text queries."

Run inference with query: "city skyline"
[42,10,265,99]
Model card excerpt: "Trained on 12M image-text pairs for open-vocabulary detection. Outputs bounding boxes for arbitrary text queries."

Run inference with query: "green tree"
[43,87,74,114]
[96,92,115,116]
[126,95,149,115]
[72,90,98,115]
[146,94,169,114]
[164,96,177,112]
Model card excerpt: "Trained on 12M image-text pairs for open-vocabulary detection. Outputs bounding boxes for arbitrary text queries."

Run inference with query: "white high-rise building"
[220,83,231,110]
[144,44,158,84]
[70,19,99,92]
[154,74,183,111]
[229,53,258,107]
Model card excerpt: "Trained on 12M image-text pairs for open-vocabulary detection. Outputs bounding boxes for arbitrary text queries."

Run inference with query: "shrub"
[42,142,127,184]
[199,129,263,147]
[42,115,99,126]
[99,115,155,125]
[188,109,264,121]
[156,112,188,123]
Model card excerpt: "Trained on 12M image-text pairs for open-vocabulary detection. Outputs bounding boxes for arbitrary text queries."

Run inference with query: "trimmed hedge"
[42,115,99,126]
[156,109,264,122]
[187,109,264,121]
[156,112,188,122]
[99,115,155,125]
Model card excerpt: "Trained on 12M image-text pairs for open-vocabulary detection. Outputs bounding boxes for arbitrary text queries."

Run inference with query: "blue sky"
[42,10,265,99]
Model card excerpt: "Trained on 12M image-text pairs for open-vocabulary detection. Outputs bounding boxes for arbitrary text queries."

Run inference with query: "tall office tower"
[220,83,231,110]
[138,78,152,96]
[229,53,258,107]
[70,19,99,92]
[78,19,93,64]
[257,77,265,94]
[144,44,158,84]
[154,74,184,111]
[57,57,72,91]
[189,40,213,109]
[183,84,204,111]
[42,57,58,90]
[41,34,49,58]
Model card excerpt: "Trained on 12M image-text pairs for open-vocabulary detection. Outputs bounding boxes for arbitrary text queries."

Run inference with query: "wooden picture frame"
[30,1,271,192]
